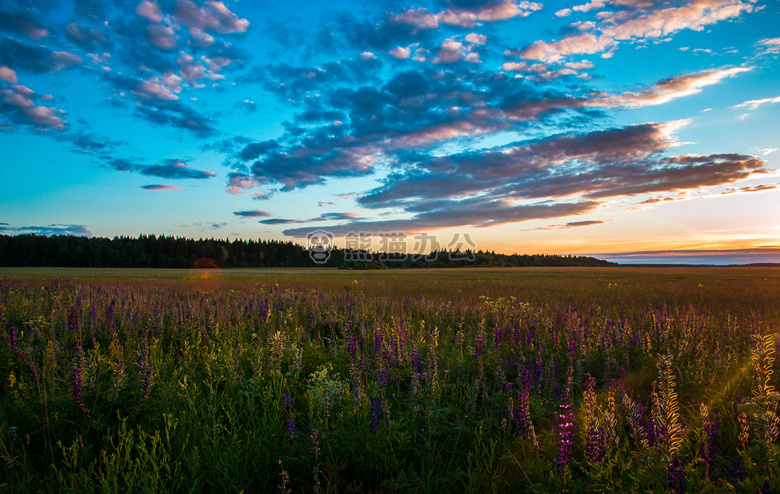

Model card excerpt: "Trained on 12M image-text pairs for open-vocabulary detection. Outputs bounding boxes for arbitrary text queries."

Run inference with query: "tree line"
[0,234,615,268]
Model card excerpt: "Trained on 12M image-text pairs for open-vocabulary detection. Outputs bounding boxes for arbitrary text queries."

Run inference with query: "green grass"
[1,267,778,492]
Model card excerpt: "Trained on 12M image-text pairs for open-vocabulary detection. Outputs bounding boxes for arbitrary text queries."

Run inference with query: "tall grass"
[1,267,778,492]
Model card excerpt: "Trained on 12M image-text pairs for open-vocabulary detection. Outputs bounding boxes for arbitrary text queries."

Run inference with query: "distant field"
[2,266,779,492]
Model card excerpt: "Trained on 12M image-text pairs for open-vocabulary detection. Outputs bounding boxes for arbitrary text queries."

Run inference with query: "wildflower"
[369,396,381,432]
[68,306,78,338]
[667,456,685,494]
[72,366,89,416]
[9,326,20,354]
[287,417,297,437]
[585,426,606,466]
[475,337,483,359]
[556,402,574,473]
[699,404,718,468]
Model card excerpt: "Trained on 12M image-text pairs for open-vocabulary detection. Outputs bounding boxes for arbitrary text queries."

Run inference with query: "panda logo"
[307,230,333,264]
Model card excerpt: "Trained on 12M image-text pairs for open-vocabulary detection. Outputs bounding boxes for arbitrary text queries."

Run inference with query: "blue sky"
[1,0,779,264]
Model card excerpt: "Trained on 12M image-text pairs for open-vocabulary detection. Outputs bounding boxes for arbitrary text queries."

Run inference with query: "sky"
[1,0,779,264]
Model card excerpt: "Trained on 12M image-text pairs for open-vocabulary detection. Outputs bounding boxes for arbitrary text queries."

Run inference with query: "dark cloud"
[522,220,608,231]
[0,9,49,39]
[233,210,272,218]
[357,124,768,212]
[0,223,92,237]
[334,11,436,52]
[141,184,182,190]
[106,158,216,179]
[259,218,298,225]
[283,200,599,237]
[239,139,280,161]
[134,99,218,138]
[0,37,82,73]
[61,130,126,153]
[65,22,108,50]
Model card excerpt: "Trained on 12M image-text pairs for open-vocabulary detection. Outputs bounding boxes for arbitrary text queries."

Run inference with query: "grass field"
[1,267,779,492]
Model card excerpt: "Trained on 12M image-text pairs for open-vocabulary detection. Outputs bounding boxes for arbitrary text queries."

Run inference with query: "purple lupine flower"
[72,366,88,416]
[378,368,389,387]
[556,402,574,473]
[287,417,297,437]
[699,419,718,467]
[728,457,746,491]
[585,426,606,466]
[9,326,19,354]
[369,396,381,432]
[475,338,483,359]
[348,334,357,361]
[374,327,383,355]
[411,348,421,374]
[68,306,78,338]
[667,456,685,494]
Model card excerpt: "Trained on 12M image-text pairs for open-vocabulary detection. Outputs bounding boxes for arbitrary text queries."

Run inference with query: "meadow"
[1,266,778,493]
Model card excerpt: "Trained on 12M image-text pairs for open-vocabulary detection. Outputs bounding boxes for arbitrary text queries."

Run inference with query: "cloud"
[351,122,766,227]
[226,172,261,194]
[520,0,756,62]
[732,95,780,111]
[432,37,483,64]
[283,200,601,237]
[146,22,178,49]
[260,218,298,225]
[174,0,249,35]
[0,83,66,130]
[66,22,108,50]
[389,46,412,59]
[521,33,617,62]
[522,220,608,230]
[720,183,779,195]
[0,66,16,83]
[107,158,216,179]
[604,67,751,108]
[0,223,92,237]
[0,37,82,74]
[141,184,183,190]
[133,98,217,137]
[0,9,49,40]
[233,209,272,218]
[136,0,163,23]
[756,37,780,56]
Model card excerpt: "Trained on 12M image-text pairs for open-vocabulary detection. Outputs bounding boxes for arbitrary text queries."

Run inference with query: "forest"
[0,234,615,269]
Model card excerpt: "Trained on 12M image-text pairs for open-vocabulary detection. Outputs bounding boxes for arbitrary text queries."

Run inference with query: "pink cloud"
[136,0,163,22]
[522,33,617,62]
[605,67,752,107]
[147,23,177,49]
[135,73,182,100]
[389,46,412,59]
[1,85,66,130]
[227,172,261,194]
[174,0,249,35]
[0,66,17,83]
[522,0,755,62]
